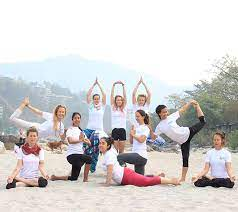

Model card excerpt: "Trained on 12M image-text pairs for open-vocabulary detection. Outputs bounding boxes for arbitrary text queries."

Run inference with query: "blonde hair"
[114,95,125,112]
[53,105,66,132]
[137,94,147,105]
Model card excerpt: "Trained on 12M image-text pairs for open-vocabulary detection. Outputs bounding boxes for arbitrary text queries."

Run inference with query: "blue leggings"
[83,129,99,173]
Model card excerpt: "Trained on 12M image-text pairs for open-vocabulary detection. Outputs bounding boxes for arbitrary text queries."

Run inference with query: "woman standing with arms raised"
[84,77,107,172]
[110,81,127,154]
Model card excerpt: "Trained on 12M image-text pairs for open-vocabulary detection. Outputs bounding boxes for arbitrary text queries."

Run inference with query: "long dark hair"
[136,109,149,125]
[101,137,114,151]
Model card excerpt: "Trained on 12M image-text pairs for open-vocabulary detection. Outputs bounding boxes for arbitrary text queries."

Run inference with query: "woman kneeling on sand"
[192,131,236,188]
[51,112,92,182]
[99,137,180,187]
[6,127,49,189]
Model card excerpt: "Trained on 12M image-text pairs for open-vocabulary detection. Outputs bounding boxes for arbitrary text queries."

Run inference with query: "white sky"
[0,0,238,86]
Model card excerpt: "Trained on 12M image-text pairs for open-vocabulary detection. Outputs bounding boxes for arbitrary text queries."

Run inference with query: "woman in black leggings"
[151,100,206,182]
[117,110,150,175]
[192,131,235,188]
[51,112,92,182]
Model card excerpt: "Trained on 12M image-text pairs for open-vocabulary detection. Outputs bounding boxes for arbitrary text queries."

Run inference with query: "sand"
[0,149,237,212]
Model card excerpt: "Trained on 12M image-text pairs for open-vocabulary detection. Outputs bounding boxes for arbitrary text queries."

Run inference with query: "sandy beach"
[0,149,237,212]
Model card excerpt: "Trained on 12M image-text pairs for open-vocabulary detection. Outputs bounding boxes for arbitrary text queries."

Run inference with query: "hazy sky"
[0,0,238,86]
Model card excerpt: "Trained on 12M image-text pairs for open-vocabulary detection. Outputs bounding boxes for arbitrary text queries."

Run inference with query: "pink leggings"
[121,168,161,187]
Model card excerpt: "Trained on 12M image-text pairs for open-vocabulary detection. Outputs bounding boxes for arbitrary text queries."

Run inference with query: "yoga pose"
[192,131,235,188]
[9,97,66,140]
[110,81,127,153]
[6,127,49,189]
[117,110,150,175]
[51,112,92,182]
[132,77,151,113]
[151,100,206,182]
[85,78,107,172]
[99,137,180,187]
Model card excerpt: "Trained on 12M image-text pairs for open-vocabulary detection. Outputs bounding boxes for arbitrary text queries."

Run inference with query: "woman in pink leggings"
[99,137,180,187]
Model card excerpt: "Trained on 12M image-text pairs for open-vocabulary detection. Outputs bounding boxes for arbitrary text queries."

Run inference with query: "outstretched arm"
[132,78,142,105]
[141,78,151,105]
[87,80,97,104]
[97,79,106,105]
[27,104,43,117]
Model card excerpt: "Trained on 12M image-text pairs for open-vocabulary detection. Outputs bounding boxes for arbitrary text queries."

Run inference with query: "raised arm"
[97,79,106,105]
[27,104,43,117]
[141,79,151,105]
[122,82,127,107]
[132,78,142,105]
[111,82,116,107]
[87,80,97,104]
[178,100,197,116]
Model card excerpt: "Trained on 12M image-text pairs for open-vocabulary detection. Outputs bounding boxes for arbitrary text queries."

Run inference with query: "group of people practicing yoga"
[6,77,236,189]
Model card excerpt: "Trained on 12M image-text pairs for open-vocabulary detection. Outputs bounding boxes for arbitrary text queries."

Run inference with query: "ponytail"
[136,109,150,125]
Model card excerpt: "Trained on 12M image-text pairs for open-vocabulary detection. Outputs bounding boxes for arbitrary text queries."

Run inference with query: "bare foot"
[83,179,89,182]
[50,175,57,181]
[171,178,181,186]
[158,172,165,177]
[179,177,186,183]
[23,97,30,106]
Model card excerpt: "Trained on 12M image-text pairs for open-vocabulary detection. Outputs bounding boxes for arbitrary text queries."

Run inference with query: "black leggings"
[181,116,206,167]
[67,154,92,181]
[117,153,147,175]
[194,176,234,188]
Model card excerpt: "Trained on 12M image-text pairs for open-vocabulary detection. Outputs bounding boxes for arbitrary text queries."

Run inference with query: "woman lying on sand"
[99,136,180,187]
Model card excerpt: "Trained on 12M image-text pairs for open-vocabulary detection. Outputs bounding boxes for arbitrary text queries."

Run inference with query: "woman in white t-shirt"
[6,127,49,189]
[99,137,180,187]
[151,100,206,182]
[9,97,66,141]
[85,78,106,173]
[117,110,150,175]
[51,112,92,182]
[110,81,127,153]
[131,77,151,126]
[192,131,236,188]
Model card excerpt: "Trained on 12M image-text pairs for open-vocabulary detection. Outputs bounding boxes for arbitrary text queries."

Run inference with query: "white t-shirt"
[87,104,105,131]
[132,124,150,159]
[102,149,124,184]
[132,103,150,114]
[205,148,231,178]
[17,148,44,179]
[111,107,127,129]
[131,103,150,126]
[155,111,190,144]
[38,112,64,139]
[66,126,85,156]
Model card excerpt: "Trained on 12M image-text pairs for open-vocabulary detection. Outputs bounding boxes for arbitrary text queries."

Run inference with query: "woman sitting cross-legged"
[6,127,49,189]
[192,131,236,188]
